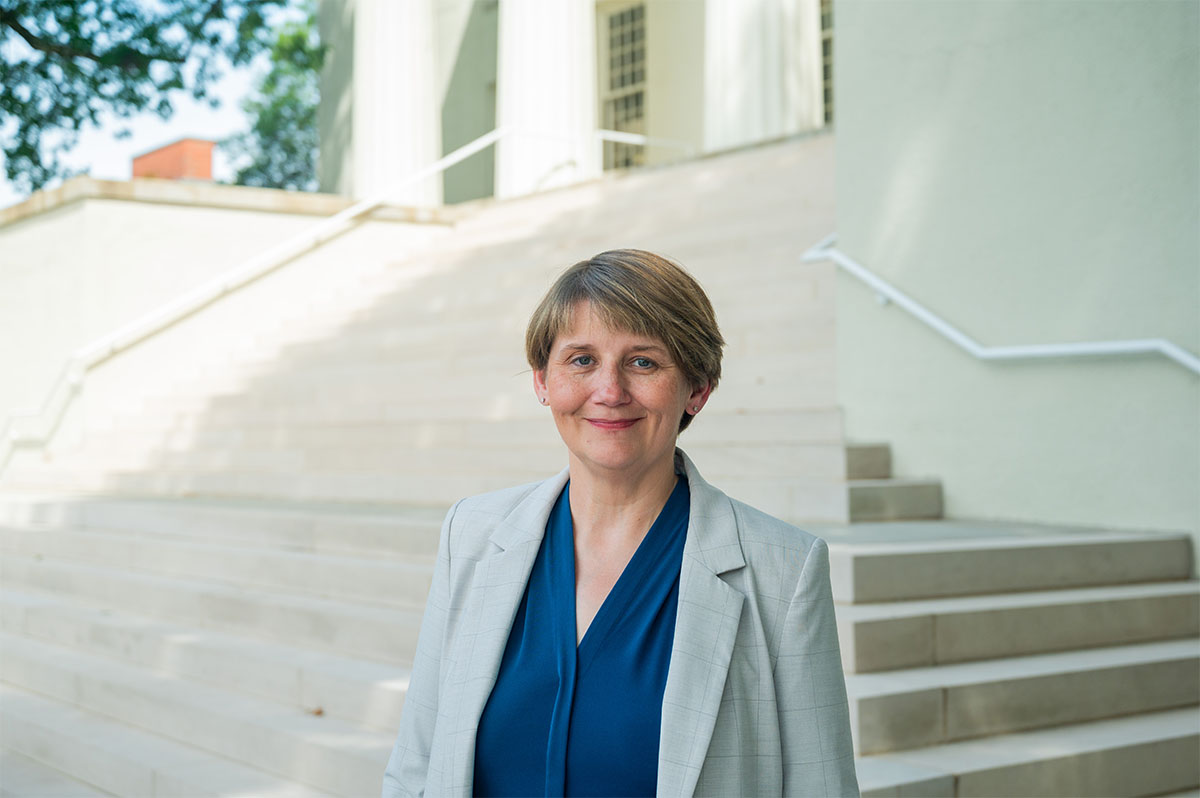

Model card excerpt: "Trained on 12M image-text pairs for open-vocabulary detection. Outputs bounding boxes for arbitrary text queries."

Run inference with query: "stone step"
[856,707,1200,798]
[74,376,836,430]
[81,411,845,448]
[3,460,859,520]
[0,634,390,796]
[31,440,848,482]
[0,589,408,732]
[81,409,845,448]
[0,555,419,664]
[849,478,944,521]
[0,749,112,798]
[264,273,833,348]
[0,685,327,797]
[837,580,1200,673]
[681,474,850,524]
[0,495,444,558]
[87,370,834,422]
[828,531,1194,603]
[106,327,833,391]
[0,526,433,608]
[258,318,831,372]
[4,467,540,507]
[241,302,832,363]
[847,638,1200,755]
[846,443,891,479]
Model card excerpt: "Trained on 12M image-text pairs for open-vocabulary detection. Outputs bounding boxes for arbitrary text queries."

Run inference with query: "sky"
[0,1,318,210]
[0,65,257,211]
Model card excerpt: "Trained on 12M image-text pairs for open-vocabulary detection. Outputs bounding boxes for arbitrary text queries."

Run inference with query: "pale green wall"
[317,0,355,195]
[439,0,498,204]
[835,1,1200,559]
[644,0,706,164]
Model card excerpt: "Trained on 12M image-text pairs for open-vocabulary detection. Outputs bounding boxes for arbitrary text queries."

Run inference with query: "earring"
[540,397,547,405]
[692,406,699,412]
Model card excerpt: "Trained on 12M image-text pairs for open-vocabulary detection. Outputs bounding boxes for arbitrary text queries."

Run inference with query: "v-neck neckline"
[490,476,691,798]
[560,477,689,661]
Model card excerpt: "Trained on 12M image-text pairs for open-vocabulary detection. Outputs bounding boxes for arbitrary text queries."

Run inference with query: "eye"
[631,356,656,369]
[571,354,595,367]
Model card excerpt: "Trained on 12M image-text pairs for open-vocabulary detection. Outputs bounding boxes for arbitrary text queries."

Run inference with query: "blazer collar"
[487,449,747,574]
[659,449,748,797]
[447,471,568,794]
[451,450,746,798]
[488,464,570,551]
[675,448,746,575]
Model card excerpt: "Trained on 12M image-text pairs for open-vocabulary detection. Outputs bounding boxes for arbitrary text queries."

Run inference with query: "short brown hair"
[525,249,724,431]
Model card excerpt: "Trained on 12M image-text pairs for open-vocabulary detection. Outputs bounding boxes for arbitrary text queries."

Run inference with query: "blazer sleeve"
[777,537,860,797]
[382,499,462,798]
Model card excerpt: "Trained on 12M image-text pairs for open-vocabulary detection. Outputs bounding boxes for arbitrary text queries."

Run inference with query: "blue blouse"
[473,476,690,798]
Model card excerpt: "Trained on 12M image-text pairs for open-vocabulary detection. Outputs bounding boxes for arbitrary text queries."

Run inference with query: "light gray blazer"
[382,450,860,797]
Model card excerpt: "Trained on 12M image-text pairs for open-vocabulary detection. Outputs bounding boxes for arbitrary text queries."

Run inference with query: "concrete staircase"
[817,524,1200,797]
[0,495,438,796]
[1,132,942,526]
[2,498,1196,797]
[3,132,1194,796]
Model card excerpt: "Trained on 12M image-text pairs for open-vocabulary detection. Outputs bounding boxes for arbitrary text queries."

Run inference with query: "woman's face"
[534,301,711,481]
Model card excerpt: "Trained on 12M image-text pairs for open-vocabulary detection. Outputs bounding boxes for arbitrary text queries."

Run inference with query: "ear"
[533,369,549,402]
[686,380,713,414]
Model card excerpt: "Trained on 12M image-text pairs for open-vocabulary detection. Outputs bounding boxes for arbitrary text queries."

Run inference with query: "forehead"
[552,301,668,350]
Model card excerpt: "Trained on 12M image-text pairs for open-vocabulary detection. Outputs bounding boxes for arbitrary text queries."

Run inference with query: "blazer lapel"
[658,450,747,798]
[445,468,569,794]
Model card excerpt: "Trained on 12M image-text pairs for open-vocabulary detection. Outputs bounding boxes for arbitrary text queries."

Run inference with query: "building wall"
[132,139,215,180]
[835,2,1200,544]
[318,0,829,199]
[643,0,705,163]
[437,0,498,204]
[317,0,355,195]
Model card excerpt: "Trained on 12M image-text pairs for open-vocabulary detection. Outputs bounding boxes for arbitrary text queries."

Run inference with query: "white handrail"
[0,124,701,472]
[0,126,512,469]
[595,129,695,156]
[802,233,1200,375]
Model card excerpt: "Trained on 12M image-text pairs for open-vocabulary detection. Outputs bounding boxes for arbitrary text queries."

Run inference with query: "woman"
[383,250,859,797]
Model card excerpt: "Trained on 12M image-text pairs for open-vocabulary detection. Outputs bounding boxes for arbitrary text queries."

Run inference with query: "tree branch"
[0,10,185,66]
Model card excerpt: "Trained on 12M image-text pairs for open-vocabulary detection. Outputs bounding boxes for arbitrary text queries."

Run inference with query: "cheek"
[548,376,587,406]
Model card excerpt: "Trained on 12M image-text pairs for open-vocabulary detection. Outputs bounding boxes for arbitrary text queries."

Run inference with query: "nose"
[592,363,629,405]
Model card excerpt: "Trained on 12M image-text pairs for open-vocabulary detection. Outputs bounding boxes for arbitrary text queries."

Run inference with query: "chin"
[569,443,672,474]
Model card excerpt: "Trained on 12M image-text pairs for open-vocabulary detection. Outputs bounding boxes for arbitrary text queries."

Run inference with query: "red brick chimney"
[132,138,215,180]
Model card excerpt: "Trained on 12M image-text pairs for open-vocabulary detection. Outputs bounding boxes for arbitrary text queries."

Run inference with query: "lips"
[586,418,641,430]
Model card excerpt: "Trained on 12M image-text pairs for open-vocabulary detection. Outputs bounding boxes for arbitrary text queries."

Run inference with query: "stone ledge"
[0,175,453,228]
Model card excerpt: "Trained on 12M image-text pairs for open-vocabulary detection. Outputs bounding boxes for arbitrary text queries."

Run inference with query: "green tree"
[222,5,323,191]
[0,0,285,193]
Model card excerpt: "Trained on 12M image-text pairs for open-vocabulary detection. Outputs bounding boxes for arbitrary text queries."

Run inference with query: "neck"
[567,451,679,545]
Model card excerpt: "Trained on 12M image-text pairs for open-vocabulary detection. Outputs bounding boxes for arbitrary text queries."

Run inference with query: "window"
[821,0,833,125]
[599,3,647,169]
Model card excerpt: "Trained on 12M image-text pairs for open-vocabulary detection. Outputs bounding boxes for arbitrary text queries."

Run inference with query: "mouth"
[586,418,641,430]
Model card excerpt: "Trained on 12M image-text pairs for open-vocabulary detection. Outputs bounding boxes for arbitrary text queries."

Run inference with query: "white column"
[495,0,599,199]
[702,0,823,152]
[352,0,442,205]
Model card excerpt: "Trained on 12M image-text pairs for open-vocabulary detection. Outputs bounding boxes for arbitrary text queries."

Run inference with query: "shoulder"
[727,496,825,559]
[718,492,831,601]
[678,448,827,583]
[451,479,546,524]
[439,477,558,555]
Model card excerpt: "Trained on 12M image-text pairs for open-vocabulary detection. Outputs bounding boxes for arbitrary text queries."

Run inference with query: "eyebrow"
[557,342,669,354]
